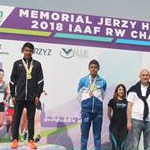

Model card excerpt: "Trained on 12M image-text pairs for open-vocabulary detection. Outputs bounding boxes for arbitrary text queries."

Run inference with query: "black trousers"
[12,100,36,141]
[109,124,128,150]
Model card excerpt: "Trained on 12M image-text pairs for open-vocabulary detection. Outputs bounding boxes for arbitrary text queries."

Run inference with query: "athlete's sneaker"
[34,134,41,143]
[11,139,18,149]
[28,140,37,149]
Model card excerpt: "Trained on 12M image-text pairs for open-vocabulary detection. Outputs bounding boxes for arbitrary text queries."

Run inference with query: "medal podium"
[0,143,66,150]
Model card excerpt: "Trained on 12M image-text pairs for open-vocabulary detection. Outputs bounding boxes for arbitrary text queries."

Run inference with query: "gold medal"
[89,75,97,93]
[27,73,32,79]
[22,59,33,80]
[26,67,32,79]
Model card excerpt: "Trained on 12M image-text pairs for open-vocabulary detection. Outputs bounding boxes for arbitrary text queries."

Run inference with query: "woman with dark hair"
[107,84,128,150]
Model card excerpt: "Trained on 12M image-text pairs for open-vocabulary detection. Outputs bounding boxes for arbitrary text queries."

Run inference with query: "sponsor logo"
[60,48,89,59]
[19,64,23,67]
[34,48,52,56]
[60,48,74,59]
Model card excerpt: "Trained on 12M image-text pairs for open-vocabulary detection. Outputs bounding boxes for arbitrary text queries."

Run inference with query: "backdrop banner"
[0,5,150,149]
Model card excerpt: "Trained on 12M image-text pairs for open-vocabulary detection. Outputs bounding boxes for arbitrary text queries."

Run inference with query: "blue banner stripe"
[116,39,150,46]
[55,33,113,42]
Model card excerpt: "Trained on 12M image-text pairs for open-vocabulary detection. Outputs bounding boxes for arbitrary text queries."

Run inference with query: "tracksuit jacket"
[10,57,44,101]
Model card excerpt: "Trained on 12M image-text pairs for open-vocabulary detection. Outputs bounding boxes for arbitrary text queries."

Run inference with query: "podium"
[0,143,66,150]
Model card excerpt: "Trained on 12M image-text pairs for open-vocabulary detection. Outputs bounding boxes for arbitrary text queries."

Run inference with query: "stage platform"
[0,143,66,150]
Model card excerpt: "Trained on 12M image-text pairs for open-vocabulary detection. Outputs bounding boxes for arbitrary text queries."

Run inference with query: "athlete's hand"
[12,97,16,105]
[127,121,132,132]
[35,97,40,105]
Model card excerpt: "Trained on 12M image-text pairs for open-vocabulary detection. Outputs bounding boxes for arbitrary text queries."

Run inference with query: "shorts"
[0,102,4,112]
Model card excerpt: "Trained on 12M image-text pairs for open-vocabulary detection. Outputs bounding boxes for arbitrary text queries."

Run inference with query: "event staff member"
[10,42,44,149]
[126,69,150,150]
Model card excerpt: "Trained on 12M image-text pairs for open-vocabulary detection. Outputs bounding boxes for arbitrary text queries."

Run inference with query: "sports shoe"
[11,139,18,149]
[28,140,37,149]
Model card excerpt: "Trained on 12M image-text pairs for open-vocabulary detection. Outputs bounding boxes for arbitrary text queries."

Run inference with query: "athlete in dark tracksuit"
[10,42,44,149]
[10,58,44,141]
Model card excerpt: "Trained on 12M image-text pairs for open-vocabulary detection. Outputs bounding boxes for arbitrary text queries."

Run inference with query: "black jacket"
[10,57,44,101]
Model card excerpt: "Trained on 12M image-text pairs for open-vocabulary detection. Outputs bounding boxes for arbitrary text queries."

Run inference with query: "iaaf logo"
[0,11,3,22]
[34,47,52,56]
[60,48,89,59]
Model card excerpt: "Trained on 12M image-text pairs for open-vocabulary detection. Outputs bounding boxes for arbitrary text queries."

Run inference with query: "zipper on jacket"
[92,96,95,113]
[25,60,28,100]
